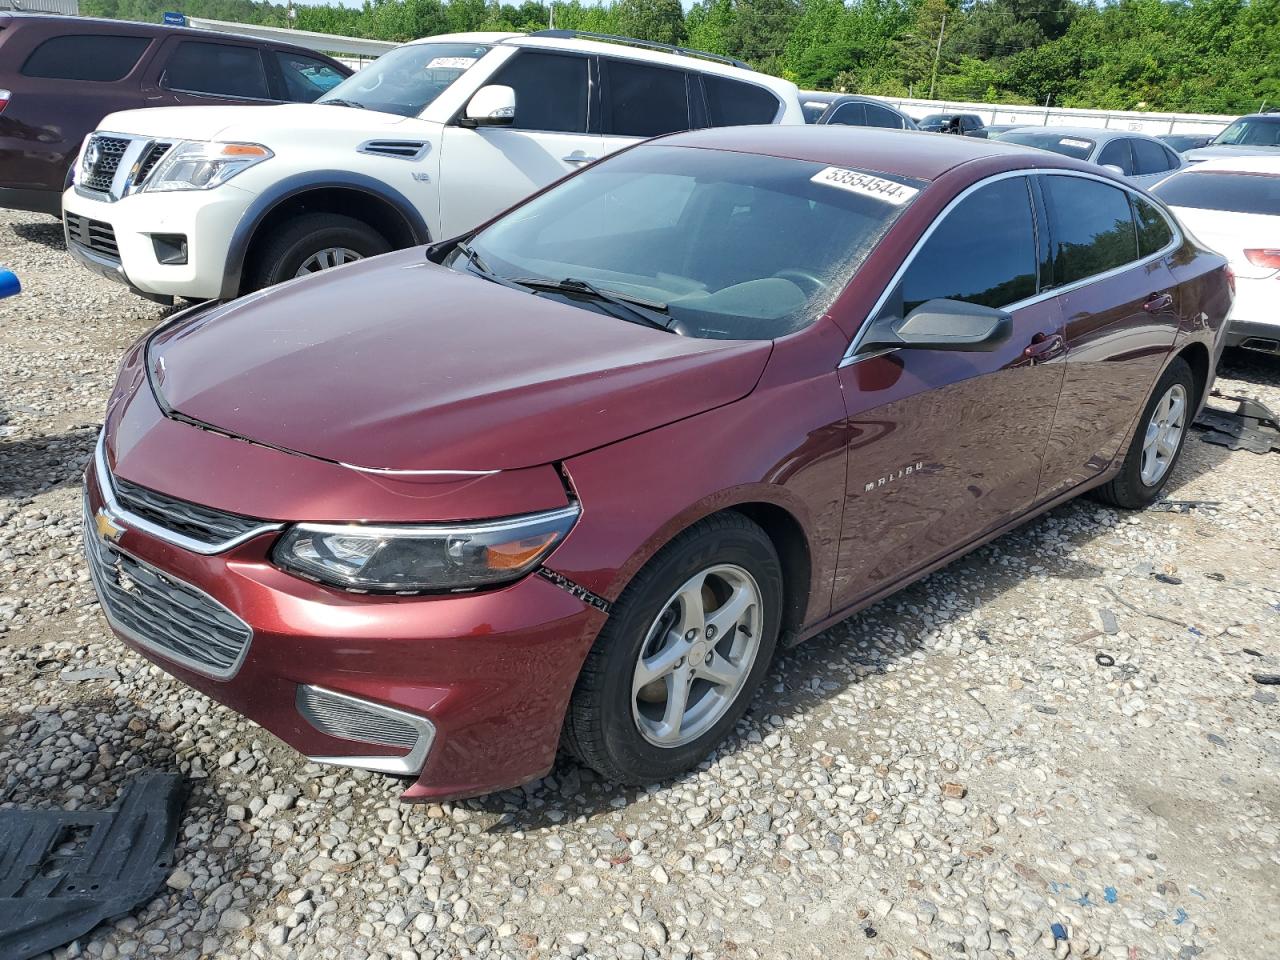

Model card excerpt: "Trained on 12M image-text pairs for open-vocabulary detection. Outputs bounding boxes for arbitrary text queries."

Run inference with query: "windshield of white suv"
[317,43,491,117]
[456,145,923,340]
[1211,117,1280,148]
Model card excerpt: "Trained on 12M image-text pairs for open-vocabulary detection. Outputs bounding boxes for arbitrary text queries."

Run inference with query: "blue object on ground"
[0,270,19,300]
[1051,922,1068,941]
[1104,886,1118,904]
[1174,907,1189,925]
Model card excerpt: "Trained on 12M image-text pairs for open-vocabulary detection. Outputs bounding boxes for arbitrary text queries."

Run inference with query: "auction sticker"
[811,166,919,205]
[1059,137,1093,149]
[427,57,478,70]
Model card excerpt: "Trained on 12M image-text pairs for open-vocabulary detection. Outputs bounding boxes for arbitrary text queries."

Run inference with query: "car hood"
[147,250,773,472]
[99,103,416,142]
[1184,145,1280,162]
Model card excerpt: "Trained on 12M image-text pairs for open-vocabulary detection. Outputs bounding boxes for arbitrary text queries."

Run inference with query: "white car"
[1152,157,1280,353]
[61,30,804,303]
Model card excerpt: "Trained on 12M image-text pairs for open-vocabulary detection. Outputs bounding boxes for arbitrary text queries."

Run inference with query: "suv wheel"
[562,513,783,784]
[249,212,391,291]
[1093,356,1195,509]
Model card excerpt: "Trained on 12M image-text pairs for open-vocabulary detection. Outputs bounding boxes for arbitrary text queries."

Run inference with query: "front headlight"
[142,140,273,192]
[271,505,580,593]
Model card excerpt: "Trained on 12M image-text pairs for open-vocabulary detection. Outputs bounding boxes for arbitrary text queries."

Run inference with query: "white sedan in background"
[993,126,1185,188]
[1152,157,1280,354]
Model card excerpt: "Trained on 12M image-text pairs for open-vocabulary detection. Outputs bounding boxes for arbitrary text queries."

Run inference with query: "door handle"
[1023,332,1065,364]
[562,154,598,164]
[1144,291,1174,312]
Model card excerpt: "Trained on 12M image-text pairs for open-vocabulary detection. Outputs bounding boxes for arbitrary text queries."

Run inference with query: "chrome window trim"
[299,685,436,776]
[84,498,254,682]
[838,168,1184,368]
[95,431,283,555]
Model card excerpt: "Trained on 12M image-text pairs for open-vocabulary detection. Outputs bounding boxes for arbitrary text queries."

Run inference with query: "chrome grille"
[112,475,265,547]
[82,135,129,193]
[84,501,252,679]
[297,686,418,749]
[133,141,172,185]
[64,213,119,260]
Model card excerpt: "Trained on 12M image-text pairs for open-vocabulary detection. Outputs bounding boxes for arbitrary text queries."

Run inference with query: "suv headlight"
[142,141,273,192]
[272,505,580,593]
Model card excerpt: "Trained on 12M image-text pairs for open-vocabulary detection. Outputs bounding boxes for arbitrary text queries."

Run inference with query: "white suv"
[61,30,804,303]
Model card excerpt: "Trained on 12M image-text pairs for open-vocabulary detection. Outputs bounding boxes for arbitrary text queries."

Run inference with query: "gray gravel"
[2,208,1279,960]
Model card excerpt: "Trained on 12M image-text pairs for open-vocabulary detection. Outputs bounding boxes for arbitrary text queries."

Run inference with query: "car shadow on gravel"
[473,432,1236,831]
[1219,348,1280,387]
[9,218,66,251]
[0,425,97,500]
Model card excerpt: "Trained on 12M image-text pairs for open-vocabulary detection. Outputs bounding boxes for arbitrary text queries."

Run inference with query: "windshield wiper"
[454,242,531,293]
[319,97,366,109]
[513,277,675,332]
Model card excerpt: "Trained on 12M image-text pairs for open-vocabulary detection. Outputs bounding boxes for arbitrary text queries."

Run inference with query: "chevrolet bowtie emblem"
[94,508,126,543]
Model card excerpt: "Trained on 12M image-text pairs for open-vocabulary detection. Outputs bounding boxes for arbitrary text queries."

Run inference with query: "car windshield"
[458,145,923,340]
[996,131,1095,161]
[317,42,491,117]
[1211,118,1280,148]
[919,114,949,126]
[1153,171,1280,215]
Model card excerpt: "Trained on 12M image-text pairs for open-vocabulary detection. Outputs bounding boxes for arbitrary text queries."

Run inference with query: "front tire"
[248,212,391,292]
[1093,356,1195,509]
[562,513,783,785]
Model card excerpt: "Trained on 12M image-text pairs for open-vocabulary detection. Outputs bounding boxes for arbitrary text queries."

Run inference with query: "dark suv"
[0,14,351,216]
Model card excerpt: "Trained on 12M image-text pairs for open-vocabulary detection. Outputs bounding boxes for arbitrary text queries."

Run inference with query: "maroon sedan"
[84,127,1230,800]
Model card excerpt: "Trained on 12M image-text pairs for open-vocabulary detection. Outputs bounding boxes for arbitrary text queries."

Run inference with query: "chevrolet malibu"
[85,127,1230,801]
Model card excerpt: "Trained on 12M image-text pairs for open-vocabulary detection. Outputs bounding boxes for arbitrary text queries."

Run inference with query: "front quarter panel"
[547,318,852,632]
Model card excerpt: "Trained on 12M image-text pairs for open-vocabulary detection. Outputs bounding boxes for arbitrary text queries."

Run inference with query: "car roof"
[654,125,1061,182]
[1170,156,1280,175]
[0,11,348,60]
[410,30,797,96]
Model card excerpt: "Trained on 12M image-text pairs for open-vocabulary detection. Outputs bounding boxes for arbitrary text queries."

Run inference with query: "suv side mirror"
[860,298,1013,353]
[462,85,516,127]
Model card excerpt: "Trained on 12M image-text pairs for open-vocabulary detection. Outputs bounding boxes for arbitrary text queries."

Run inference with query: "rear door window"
[1132,196,1175,257]
[900,176,1038,312]
[702,75,780,126]
[864,103,904,129]
[163,41,270,100]
[825,101,866,126]
[1132,138,1177,176]
[487,51,588,133]
[1097,138,1136,175]
[601,59,689,138]
[1042,175,1139,285]
[275,51,346,102]
[22,34,151,82]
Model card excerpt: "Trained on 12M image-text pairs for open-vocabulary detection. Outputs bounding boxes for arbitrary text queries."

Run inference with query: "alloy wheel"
[1140,382,1187,486]
[295,247,364,276]
[631,563,763,748]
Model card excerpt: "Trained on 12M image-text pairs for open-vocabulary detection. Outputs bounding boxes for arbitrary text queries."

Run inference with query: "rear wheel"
[248,212,390,292]
[1093,356,1195,509]
[562,513,783,784]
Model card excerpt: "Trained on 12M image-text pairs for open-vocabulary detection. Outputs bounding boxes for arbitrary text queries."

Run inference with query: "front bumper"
[83,437,606,801]
[61,183,253,301]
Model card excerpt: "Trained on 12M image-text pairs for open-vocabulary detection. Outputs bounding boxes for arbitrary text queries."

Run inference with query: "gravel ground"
[2,207,1278,960]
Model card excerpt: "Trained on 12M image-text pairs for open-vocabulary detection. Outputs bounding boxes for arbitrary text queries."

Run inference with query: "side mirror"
[462,85,516,127]
[1101,163,1126,176]
[860,298,1013,353]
